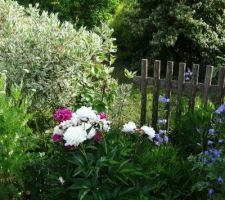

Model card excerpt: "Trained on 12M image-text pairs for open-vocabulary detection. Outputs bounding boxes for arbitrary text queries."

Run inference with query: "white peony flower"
[60,113,80,129]
[122,121,137,133]
[60,120,73,129]
[141,126,156,140]
[76,106,98,121]
[71,113,79,125]
[53,125,64,135]
[58,176,65,185]
[63,126,87,146]
[83,122,96,139]
[101,119,110,132]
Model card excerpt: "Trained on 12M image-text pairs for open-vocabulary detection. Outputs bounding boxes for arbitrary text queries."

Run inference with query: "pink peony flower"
[94,131,103,142]
[53,108,73,122]
[97,112,108,120]
[65,144,74,150]
[52,134,63,142]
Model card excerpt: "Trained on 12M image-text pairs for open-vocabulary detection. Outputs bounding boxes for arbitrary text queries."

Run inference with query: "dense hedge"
[16,0,120,28]
[112,0,225,70]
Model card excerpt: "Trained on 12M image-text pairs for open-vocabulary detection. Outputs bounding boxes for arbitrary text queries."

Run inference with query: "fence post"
[165,61,174,129]
[202,65,213,106]
[176,63,186,115]
[189,64,199,110]
[216,67,225,105]
[152,60,161,129]
[140,59,148,126]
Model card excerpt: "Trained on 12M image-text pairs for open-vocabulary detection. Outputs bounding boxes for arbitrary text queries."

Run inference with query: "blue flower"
[211,149,221,158]
[204,150,209,155]
[157,119,167,125]
[217,176,223,184]
[159,129,166,135]
[208,188,215,195]
[207,140,213,146]
[215,104,225,114]
[155,134,163,143]
[218,139,224,144]
[208,129,215,135]
[163,136,169,143]
[159,96,170,104]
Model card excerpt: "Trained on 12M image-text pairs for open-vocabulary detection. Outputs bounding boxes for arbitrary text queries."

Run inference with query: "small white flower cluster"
[122,121,156,141]
[53,106,110,148]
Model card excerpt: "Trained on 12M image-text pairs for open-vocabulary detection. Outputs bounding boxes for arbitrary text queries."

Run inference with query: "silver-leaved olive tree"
[0,0,118,113]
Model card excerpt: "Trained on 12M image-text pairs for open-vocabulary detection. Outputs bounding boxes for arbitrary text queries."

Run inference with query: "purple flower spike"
[53,108,73,122]
[217,176,223,184]
[159,96,170,104]
[207,140,213,146]
[208,188,215,195]
[52,134,62,142]
[208,129,215,135]
[215,104,225,114]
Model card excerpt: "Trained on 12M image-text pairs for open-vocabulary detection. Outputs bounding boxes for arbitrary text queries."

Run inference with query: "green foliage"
[0,73,34,199]
[112,0,225,69]
[23,130,200,199]
[17,0,120,28]
[172,101,214,157]
[0,0,118,114]
[187,105,225,199]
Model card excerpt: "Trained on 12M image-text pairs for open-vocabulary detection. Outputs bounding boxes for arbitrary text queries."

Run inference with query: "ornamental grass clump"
[0,0,118,112]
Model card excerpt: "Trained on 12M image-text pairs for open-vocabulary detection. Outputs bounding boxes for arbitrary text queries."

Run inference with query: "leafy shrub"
[113,0,225,70]
[17,0,120,28]
[0,73,35,199]
[0,0,118,114]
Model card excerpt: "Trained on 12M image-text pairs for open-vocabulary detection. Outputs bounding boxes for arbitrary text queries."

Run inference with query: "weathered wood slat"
[140,59,148,126]
[216,67,225,105]
[165,61,174,129]
[152,60,161,129]
[202,65,213,106]
[188,64,199,110]
[133,76,225,97]
[176,63,186,115]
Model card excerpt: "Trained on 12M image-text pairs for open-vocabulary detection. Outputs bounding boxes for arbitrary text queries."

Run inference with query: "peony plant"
[122,120,169,145]
[52,106,110,148]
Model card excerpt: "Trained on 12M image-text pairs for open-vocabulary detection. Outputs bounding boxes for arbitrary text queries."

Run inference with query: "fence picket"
[176,63,186,115]
[217,67,225,105]
[188,64,199,110]
[152,60,161,129]
[140,59,148,126]
[202,65,213,106]
[165,61,174,129]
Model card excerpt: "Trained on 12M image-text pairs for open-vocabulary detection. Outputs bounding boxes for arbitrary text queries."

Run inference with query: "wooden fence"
[133,59,225,129]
